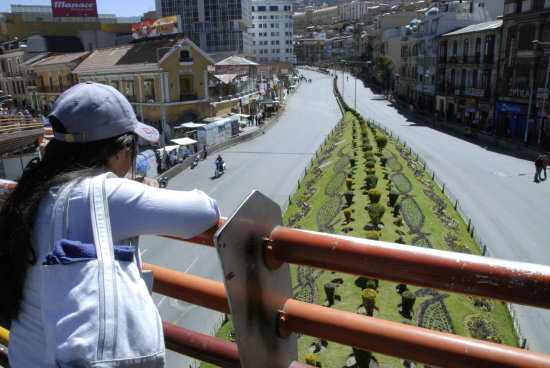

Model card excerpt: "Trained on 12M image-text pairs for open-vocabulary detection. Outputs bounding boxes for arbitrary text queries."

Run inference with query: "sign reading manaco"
[51,0,98,18]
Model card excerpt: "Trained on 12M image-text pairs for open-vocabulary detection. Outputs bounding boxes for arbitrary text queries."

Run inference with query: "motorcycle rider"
[216,154,226,173]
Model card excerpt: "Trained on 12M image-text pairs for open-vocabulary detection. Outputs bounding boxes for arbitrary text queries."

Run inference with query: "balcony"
[448,56,458,64]
[439,56,447,64]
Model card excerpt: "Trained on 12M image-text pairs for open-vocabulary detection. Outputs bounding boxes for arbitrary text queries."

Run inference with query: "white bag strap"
[89,173,118,361]
[48,179,80,252]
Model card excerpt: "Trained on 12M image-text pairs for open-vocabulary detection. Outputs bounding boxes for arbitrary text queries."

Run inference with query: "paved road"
[339,72,550,354]
[139,69,341,366]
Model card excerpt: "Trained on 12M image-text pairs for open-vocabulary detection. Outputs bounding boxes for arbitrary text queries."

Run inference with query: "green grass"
[200,111,518,368]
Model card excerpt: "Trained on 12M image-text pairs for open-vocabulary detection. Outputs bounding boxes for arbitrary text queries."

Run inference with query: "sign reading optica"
[51,0,98,18]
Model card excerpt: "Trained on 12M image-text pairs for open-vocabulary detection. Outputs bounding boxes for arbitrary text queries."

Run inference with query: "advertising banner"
[132,16,182,39]
[51,0,98,17]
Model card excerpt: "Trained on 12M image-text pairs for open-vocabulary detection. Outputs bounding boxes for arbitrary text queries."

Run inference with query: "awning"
[171,137,198,146]
[176,122,205,129]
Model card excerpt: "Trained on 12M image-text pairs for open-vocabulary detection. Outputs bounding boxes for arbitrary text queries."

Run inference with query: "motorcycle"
[157,176,168,188]
[214,161,226,178]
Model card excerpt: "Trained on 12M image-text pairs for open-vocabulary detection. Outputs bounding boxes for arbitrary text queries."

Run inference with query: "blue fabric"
[42,239,135,265]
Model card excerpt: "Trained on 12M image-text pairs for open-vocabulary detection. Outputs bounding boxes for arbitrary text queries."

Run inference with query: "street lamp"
[532,40,550,145]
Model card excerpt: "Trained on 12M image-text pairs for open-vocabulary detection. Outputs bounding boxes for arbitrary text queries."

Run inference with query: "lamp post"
[532,40,550,145]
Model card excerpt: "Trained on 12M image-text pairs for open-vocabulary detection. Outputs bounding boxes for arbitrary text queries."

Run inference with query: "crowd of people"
[155,145,196,173]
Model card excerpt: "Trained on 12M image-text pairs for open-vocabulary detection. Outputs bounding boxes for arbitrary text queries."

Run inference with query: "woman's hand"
[133,176,159,188]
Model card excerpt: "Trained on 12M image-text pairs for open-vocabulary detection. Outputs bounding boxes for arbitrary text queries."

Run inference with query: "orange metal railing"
[2,214,550,367]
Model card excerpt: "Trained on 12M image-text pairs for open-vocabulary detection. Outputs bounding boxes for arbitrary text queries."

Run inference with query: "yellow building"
[23,51,91,114]
[71,35,216,138]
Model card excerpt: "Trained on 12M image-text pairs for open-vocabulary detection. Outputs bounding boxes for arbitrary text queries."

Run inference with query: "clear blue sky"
[1,0,157,17]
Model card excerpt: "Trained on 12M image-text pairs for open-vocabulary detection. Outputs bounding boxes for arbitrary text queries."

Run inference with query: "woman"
[0,82,220,366]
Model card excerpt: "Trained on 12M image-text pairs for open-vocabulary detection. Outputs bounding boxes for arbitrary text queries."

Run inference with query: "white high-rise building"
[251,0,294,63]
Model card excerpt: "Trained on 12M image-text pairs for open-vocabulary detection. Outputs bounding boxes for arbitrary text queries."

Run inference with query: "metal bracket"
[214,190,297,368]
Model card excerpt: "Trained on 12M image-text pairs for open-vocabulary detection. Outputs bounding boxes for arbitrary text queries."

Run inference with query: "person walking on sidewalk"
[203,144,208,160]
[542,155,548,180]
[534,155,544,183]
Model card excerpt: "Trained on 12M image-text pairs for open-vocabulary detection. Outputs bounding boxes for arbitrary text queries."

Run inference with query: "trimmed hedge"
[367,188,382,203]
[368,203,385,226]
[362,288,377,315]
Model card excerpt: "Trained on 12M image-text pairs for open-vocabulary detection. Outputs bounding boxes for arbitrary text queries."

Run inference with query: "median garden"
[204,98,518,368]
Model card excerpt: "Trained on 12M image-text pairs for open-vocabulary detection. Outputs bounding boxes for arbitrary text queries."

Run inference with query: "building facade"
[251,0,294,63]
[155,0,253,61]
[496,0,550,144]
[437,20,502,129]
[71,36,215,143]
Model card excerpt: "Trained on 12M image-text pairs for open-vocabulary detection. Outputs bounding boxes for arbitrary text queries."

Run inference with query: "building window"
[258,6,266,11]
[110,80,119,90]
[270,5,278,11]
[518,25,535,50]
[144,80,155,101]
[57,74,63,88]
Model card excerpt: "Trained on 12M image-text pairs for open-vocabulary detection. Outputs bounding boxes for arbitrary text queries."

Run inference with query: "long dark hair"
[0,117,138,327]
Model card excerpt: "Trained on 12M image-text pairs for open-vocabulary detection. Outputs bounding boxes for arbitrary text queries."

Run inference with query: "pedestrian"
[203,144,208,159]
[0,82,220,366]
[534,155,544,183]
[542,155,548,180]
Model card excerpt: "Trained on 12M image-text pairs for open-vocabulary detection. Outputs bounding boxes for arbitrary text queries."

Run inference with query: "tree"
[376,54,394,92]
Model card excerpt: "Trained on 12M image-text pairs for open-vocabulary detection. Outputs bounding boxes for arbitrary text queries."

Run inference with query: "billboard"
[51,0,98,18]
[132,16,182,39]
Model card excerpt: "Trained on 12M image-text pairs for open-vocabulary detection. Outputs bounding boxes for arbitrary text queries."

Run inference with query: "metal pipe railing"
[144,262,550,367]
[279,299,550,368]
[265,226,550,309]
[163,323,240,368]
[142,262,229,314]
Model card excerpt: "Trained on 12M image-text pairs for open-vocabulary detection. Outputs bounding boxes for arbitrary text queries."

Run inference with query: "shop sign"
[508,88,529,98]
[496,102,524,114]
[51,0,98,17]
[464,88,484,97]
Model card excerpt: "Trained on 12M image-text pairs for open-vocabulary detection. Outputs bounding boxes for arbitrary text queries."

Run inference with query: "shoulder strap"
[48,179,80,252]
[89,173,118,361]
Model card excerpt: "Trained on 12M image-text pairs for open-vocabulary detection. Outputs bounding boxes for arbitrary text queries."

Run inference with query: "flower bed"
[401,197,425,232]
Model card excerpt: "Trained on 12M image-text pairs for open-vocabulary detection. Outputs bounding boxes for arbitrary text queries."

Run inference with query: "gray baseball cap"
[50,81,159,143]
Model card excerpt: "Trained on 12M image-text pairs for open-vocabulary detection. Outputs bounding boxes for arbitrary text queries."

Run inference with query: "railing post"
[214,190,297,368]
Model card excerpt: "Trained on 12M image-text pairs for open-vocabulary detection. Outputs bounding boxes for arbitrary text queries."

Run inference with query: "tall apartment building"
[155,0,253,61]
[251,0,294,63]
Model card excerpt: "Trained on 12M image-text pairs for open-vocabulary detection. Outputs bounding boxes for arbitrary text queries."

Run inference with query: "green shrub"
[396,284,408,294]
[375,135,388,150]
[393,201,401,217]
[344,190,354,207]
[366,278,378,290]
[345,178,354,189]
[365,168,376,175]
[352,347,372,368]
[362,288,377,315]
[344,207,352,222]
[388,189,400,206]
[368,203,385,226]
[402,290,416,316]
[324,282,336,306]
[365,175,378,190]
[380,156,388,167]
[365,230,380,240]
[393,216,403,226]
[361,131,367,138]
[365,161,375,169]
[350,157,356,167]
[305,353,317,366]
[367,189,381,203]
[364,150,375,158]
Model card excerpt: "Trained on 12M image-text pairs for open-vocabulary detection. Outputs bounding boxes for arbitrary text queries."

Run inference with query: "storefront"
[495,102,529,136]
